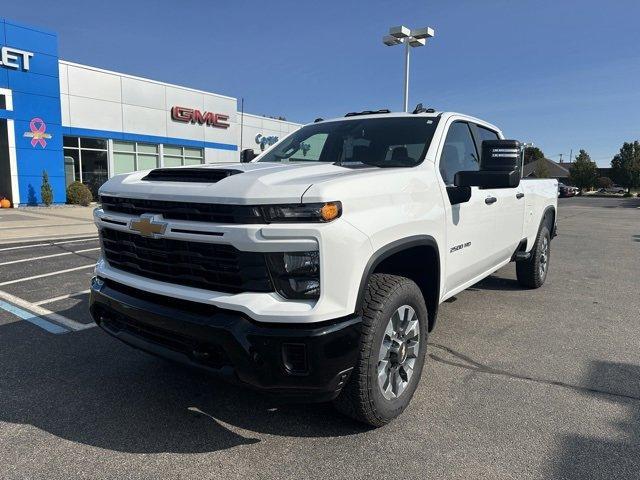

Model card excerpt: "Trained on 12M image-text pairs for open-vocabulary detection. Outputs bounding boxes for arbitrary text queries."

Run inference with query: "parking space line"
[0,248,100,266]
[0,264,95,287]
[0,300,69,334]
[0,290,96,332]
[0,236,98,252]
[34,289,91,306]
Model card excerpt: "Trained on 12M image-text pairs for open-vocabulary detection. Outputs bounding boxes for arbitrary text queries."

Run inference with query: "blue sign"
[1,17,64,204]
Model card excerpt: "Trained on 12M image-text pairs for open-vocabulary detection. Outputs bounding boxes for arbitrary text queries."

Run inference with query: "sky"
[3,0,639,166]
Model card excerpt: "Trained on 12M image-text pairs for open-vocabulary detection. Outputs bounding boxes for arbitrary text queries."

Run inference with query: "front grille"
[100,228,273,293]
[100,195,265,224]
[142,168,242,183]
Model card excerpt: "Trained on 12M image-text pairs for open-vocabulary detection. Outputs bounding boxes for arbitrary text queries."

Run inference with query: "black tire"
[333,273,428,427]
[516,222,551,288]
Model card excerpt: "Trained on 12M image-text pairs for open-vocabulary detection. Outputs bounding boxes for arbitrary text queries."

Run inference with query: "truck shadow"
[0,319,369,455]
[547,360,640,479]
[467,274,521,291]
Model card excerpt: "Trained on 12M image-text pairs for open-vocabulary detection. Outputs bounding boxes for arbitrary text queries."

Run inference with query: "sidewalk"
[0,206,97,244]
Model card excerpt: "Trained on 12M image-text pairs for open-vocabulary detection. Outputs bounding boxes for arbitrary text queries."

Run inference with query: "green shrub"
[41,170,53,206]
[622,192,633,198]
[66,181,93,206]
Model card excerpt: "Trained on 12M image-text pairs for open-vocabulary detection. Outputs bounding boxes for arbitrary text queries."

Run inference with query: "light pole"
[383,25,435,112]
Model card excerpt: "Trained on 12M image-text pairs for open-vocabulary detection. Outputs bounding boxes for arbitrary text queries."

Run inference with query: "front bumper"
[89,277,361,401]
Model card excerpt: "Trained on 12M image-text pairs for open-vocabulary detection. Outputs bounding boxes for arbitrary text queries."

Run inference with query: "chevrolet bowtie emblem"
[129,214,168,238]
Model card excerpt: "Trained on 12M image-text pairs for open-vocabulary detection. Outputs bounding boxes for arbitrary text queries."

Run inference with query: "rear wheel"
[333,273,428,427]
[516,223,551,288]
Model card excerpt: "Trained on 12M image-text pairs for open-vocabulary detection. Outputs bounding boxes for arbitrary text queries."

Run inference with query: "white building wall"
[58,61,302,169]
[238,112,301,154]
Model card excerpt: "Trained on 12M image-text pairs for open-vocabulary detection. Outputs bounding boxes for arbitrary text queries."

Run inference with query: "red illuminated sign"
[171,106,230,129]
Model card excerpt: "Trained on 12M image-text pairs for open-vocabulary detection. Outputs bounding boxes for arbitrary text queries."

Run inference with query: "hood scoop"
[142,168,242,183]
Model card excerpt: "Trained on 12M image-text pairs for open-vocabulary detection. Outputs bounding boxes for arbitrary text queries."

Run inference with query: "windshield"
[257,117,440,167]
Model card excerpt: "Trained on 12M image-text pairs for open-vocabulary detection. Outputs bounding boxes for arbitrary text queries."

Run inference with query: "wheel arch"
[542,205,557,237]
[355,235,441,332]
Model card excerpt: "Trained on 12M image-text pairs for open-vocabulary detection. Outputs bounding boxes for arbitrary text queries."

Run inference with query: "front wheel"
[333,274,428,427]
[516,223,551,288]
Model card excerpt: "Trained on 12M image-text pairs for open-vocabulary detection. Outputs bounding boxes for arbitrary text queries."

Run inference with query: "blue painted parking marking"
[0,300,69,334]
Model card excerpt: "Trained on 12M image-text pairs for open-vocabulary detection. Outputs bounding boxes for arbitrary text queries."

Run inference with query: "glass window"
[81,150,108,198]
[63,149,81,182]
[113,140,135,152]
[63,137,108,196]
[439,122,479,186]
[138,143,158,154]
[164,156,182,168]
[113,141,159,172]
[162,145,204,166]
[164,145,182,156]
[63,136,79,148]
[184,148,203,159]
[80,138,107,150]
[137,154,157,170]
[0,95,6,110]
[293,133,328,161]
[113,152,135,175]
[476,126,500,143]
[258,118,439,167]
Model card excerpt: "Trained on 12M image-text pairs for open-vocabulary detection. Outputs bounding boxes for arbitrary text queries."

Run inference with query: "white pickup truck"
[90,109,557,426]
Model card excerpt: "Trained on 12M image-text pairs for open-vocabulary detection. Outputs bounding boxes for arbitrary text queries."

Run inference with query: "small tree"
[41,170,53,206]
[534,159,550,178]
[524,147,545,165]
[569,150,598,193]
[611,141,640,193]
[596,176,613,189]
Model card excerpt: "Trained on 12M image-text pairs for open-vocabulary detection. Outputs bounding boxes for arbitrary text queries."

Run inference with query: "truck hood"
[99,162,369,204]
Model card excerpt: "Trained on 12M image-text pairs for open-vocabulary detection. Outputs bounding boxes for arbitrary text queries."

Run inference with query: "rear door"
[471,124,526,260]
[438,121,503,293]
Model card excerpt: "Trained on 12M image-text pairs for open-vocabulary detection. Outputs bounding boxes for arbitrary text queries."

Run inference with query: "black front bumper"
[89,277,361,402]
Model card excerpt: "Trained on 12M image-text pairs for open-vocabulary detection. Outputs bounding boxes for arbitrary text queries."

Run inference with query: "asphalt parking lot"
[1,196,639,480]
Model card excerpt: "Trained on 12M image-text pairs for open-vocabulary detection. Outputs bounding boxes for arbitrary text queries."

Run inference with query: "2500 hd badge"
[450,241,471,253]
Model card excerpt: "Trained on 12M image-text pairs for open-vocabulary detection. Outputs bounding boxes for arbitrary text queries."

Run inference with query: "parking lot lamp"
[383,26,435,112]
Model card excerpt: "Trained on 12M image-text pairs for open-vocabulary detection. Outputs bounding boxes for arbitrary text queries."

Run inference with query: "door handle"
[516,193,525,199]
[485,196,497,205]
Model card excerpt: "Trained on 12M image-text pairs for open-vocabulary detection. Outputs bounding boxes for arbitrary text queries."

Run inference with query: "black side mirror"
[240,148,257,163]
[446,186,471,205]
[455,139,521,189]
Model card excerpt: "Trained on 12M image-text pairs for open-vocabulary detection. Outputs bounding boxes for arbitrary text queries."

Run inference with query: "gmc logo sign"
[171,106,230,129]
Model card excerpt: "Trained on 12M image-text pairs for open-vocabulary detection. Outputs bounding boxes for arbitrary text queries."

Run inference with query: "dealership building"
[0,17,300,205]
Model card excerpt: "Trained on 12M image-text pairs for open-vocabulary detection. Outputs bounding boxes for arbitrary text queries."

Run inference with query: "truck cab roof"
[314,110,502,136]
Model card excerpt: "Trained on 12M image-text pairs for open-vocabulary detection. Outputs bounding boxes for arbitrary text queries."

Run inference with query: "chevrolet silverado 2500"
[90,109,558,426]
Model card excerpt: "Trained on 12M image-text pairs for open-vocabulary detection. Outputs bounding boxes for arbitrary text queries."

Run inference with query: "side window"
[476,125,500,143]
[439,122,479,186]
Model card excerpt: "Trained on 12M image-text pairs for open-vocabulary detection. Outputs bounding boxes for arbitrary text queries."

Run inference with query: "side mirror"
[455,139,521,189]
[240,148,257,163]
[446,186,471,205]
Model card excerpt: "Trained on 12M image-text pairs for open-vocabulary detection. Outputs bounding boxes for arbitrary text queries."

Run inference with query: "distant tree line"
[524,142,640,194]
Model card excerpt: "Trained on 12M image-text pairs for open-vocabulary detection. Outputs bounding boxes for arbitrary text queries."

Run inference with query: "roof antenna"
[412,103,427,114]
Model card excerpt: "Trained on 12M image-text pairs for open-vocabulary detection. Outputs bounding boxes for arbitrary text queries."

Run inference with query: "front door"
[438,121,503,294]
[0,91,13,203]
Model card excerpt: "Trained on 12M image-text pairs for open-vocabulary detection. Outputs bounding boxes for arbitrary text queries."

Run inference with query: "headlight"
[266,251,320,300]
[262,202,341,223]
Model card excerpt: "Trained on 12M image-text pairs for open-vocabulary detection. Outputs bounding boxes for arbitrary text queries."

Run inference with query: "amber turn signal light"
[320,202,341,222]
